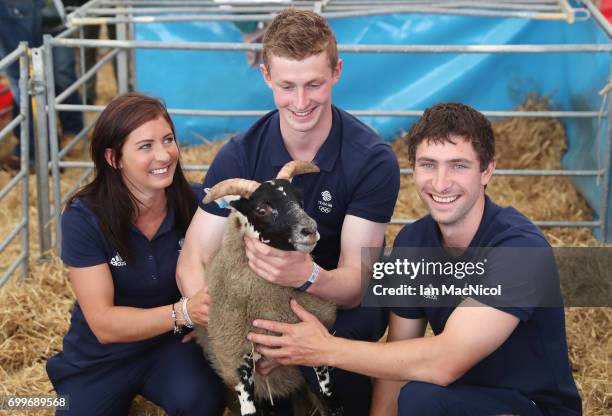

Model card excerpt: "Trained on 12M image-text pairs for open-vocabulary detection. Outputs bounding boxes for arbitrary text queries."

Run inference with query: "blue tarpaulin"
[135,11,611,240]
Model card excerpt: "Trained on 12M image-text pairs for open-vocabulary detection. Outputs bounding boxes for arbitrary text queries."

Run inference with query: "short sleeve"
[61,203,108,268]
[496,307,533,322]
[391,307,425,319]
[190,182,204,206]
[472,233,556,322]
[346,144,400,223]
[199,139,248,217]
[389,230,426,319]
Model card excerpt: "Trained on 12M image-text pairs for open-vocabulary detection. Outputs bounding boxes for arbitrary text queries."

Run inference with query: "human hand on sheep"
[247,299,338,367]
[244,237,314,288]
[186,286,211,326]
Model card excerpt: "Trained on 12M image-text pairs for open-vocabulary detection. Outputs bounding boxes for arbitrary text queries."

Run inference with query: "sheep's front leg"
[314,366,343,416]
[235,351,262,416]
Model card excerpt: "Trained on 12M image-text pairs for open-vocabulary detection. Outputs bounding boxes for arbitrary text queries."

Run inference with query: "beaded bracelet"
[181,297,194,328]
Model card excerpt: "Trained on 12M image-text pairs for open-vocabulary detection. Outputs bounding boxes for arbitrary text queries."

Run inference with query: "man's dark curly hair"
[406,102,495,171]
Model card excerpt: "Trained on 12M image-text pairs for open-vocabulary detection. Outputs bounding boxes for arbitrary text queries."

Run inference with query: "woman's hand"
[186,287,211,326]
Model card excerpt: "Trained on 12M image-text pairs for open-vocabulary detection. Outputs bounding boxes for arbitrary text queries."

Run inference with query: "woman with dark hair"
[46,92,225,415]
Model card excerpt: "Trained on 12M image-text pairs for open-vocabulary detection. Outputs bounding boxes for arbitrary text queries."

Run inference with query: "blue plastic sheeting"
[135,12,611,240]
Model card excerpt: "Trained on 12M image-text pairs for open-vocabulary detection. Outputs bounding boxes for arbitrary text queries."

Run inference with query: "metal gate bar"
[0,42,30,287]
[49,38,612,53]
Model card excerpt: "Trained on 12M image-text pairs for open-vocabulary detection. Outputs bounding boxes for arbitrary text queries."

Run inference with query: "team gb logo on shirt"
[318,190,333,214]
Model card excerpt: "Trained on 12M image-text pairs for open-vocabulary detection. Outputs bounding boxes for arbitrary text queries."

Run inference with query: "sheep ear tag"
[203,189,241,209]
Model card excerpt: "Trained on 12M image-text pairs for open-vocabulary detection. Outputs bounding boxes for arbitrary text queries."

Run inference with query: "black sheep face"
[230,179,319,252]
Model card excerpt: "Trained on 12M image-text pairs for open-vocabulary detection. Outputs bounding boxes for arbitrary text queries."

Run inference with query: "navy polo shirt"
[200,106,400,270]
[392,196,581,415]
[50,189,199,373]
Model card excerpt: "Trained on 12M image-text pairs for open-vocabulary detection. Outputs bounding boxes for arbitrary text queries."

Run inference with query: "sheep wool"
[196,210,336,401]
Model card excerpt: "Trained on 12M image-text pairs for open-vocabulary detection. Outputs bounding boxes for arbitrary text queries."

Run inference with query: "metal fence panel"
[0,43,30,287]
[34,0,612,246]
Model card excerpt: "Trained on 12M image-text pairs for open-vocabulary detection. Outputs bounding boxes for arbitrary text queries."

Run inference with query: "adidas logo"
[110,253,126,267]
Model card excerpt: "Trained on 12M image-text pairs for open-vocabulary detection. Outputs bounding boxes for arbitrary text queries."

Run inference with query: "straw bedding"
[0,92,610,414]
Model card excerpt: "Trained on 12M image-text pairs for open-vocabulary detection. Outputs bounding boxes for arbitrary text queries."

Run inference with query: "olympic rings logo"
[318,206,331,213]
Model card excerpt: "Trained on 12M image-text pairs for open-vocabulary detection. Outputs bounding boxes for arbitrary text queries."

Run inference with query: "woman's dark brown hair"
[67,92,196,262]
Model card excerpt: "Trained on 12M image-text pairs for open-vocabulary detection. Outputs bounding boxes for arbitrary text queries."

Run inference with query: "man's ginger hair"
[262,9,338,71]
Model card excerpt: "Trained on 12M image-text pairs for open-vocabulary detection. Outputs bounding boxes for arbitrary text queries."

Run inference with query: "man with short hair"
[248,103,581,415]
[177,8,400,414]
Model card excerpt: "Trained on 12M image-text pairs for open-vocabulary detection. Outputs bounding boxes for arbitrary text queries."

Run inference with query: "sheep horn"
[203,178,261,204]
[276,161,320,180]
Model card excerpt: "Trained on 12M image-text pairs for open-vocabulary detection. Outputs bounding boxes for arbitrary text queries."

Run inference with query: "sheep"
[195,161,343,416]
